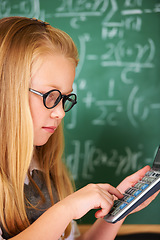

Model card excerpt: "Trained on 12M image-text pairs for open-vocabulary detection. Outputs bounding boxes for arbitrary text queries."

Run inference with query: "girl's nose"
[50,101,65,119]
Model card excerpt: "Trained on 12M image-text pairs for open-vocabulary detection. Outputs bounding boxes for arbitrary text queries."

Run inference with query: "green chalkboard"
[2,0,160,225]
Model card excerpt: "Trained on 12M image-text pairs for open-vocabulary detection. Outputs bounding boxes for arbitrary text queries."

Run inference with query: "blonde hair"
[0,16,78,238]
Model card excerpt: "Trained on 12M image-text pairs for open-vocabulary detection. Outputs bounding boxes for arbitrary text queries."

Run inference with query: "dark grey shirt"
[1,170,58,239]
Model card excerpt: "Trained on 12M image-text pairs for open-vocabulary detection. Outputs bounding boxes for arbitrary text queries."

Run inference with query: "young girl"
[0,16,158,240]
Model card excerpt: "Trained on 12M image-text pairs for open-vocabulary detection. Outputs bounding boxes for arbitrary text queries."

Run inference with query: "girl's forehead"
[31,54,76,92]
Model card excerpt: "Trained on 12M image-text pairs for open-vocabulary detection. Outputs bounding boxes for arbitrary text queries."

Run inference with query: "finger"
[97,183,123,199]
[97,186,114,200]
[124,166,151,191]
[100,190,114,205]
[99,187,121,203]
[95,197,114,218]
[128,165,151,184]
[91,185,115,214]
[94,198,114,218]
[92,186,114,205]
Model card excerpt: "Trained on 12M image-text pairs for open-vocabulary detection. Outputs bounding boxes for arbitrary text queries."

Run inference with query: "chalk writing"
[53,0,111,17]
[0,0,44,19]
[66,140,148,180]
[79,84,159,128]
[101,39,155,67]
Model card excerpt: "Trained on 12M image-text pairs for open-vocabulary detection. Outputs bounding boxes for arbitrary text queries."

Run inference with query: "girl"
[0,16,158,240]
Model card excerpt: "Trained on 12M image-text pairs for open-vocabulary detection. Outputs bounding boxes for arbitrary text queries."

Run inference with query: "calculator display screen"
[152,147,160,170]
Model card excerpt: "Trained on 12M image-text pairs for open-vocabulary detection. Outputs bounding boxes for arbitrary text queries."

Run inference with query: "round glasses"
[29,88,77,112]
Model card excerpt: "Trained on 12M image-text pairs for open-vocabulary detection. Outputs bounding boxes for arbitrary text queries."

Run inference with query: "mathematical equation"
[66,79,160,129]
[64,28,159,128]
[66,140,150,180]
[1,0,160,34]
[77,33,155,76]
[0,0,44,19]
[51,0,160,39]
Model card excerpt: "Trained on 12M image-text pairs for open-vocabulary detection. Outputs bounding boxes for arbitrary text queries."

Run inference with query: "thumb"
[129,165,151,184]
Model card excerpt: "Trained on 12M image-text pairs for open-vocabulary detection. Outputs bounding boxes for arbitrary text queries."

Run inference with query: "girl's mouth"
[42,126,56,133]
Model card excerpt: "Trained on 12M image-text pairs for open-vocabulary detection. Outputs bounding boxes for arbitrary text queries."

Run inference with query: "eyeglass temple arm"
[29,88,43,97]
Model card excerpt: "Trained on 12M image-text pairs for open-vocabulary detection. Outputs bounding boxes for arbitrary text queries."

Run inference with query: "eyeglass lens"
[63,95,76,112]
[45,90,76,112]
[45,91,60,108]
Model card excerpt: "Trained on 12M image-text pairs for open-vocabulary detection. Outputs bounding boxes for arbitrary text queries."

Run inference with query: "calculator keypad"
[109,170,160,216]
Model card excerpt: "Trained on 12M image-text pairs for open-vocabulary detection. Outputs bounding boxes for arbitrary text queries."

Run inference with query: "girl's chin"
[34,136,51,146]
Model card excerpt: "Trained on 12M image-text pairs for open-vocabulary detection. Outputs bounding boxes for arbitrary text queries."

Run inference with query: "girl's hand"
[62,183,123,220]
[116,165,160,214]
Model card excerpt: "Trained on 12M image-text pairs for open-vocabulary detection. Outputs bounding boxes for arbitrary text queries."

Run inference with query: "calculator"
[104,146,160,223]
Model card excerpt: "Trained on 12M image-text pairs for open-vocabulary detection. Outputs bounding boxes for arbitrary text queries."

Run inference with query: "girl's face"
[29,54,76,146]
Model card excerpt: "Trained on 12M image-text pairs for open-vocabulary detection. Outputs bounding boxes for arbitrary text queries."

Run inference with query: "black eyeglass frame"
[29,88,77,112]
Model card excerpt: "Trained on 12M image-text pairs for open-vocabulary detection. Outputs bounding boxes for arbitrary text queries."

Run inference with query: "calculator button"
[141,176,155,183]
[134,190,142,196]
[150,172,158,178]
[124,188,130,194]
[141,176,149,182]
[141,183,149,190]
[111,208,121,216]
[109,207,115,214]
[125,188,135,195]
[134,182,143,189]
[113,200,122,208]
[121,196,127,201]
[126,196,135,203]
[119,203,127,210]
[145,171,152,176]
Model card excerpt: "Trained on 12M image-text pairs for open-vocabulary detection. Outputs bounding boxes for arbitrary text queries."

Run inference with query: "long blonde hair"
[0,16,78,237]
